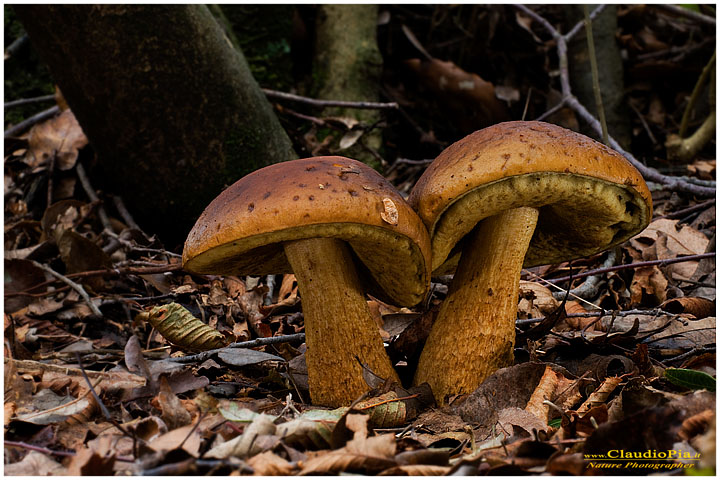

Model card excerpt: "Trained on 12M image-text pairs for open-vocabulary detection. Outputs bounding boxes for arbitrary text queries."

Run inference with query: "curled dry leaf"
[630,218,709,279]
[577,377,623,416]
[140,303,229,351]
[660,297,715,319]
[629,265,668,307]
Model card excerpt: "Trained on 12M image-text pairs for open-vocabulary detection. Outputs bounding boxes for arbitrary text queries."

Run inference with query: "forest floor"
[4,4,716,476]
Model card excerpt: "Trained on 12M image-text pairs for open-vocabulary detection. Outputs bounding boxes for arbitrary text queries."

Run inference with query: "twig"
[653,4,716,27]
[4,94,56,109]
[679,51,715,138]
[263,88,399,110]
[4,441,75,458]
[169,332,306,363]
[112,195,141,230]
[393,158,434,166]
[546,252,715,284]
[358,394,420,410]
[30,260,102,317]
[15,263,182,297]
[4,34,29,59]
[551,250,617,301]
[4,105,60,138]
[656,198,716,220]
[663,346,716,363]
[516,308,672,326]
[76,163,113,231]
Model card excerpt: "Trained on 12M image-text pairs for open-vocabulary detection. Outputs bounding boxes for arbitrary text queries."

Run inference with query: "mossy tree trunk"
[313,5,384,167]
[14,5,296,243]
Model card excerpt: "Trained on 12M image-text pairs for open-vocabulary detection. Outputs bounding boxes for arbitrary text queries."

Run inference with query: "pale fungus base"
[429,173,650,274]
[284,237,400,407]
[414,207,539,405]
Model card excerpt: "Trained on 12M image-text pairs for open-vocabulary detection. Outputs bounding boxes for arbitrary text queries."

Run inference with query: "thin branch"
[4,34,29,59]
[679,50,715,137]
[4,94,56,109]
[565,5,606,41]
[545,252,715,285]
[76,163,113,231]
[653,4,716,27]
[30,260,102,317]
[169,332,306,363]
[4,105,59,138]
[263,88,399,110]
[656,198,715,220]
[4,441,75,458]
[112,195,141,230]
[516,308,673,327]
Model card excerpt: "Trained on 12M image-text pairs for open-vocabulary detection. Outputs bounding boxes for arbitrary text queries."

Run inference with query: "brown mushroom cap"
[409,121,653,273]
[183,156,431,306]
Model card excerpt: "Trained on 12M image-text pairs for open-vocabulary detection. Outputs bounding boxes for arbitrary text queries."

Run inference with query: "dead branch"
[30,260,102,317]
[263,88,399,110]
[4,105,59,137]
[544,252,716,284]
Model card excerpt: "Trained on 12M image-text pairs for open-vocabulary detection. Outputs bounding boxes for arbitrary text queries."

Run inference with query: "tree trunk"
[313,5,384,167]
[14,5,296,243]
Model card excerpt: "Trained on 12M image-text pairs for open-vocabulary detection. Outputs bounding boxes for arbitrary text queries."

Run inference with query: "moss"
[220,5,294,90]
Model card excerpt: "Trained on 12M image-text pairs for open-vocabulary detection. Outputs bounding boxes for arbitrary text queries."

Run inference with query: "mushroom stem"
[414,207,539,404]
[284,237,399,407]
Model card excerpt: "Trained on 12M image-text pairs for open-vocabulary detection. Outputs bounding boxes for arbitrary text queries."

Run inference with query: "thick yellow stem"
[414,207,539,404]
[284,237,399,407]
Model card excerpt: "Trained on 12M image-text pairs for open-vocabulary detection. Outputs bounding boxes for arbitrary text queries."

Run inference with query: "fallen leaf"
[217,348,285,367]
[156,376,192,430]
[299,434,397,475]
[660,297,715,319]
[247,450,295,476]
[24,109,88,170]
[4,451,68,476]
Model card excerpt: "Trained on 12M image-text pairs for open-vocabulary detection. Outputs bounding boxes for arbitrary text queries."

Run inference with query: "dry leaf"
[156,376,192,430]
[629,265,668,307]
[140,303,229,351]
[299,434,397,475]
[518,281,559,319]
[660,297,715,319]
[525,365,559,422]
[24,109,88,170]
[247,451,295,476]
[5,451,68,476]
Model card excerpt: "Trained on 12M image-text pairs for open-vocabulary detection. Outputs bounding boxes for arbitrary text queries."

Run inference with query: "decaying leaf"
[24,109,88,170]
[660,297,715,319]
[140,303,229,351]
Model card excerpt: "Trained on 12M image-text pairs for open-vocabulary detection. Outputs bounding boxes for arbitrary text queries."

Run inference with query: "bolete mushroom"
[409,121,652,404]
[183,157,431,407]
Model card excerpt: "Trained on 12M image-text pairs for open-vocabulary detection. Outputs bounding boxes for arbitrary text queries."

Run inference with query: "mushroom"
[183,156,431,407]
[409,121,652,404]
